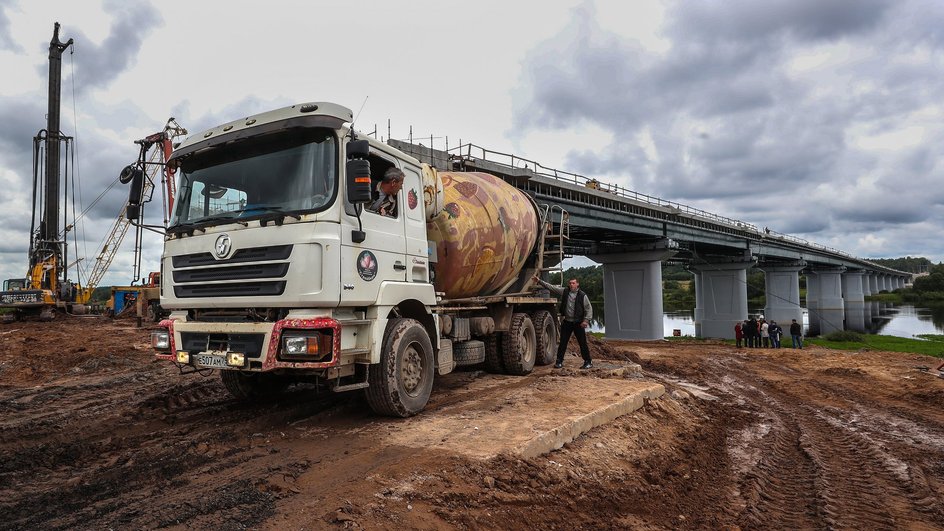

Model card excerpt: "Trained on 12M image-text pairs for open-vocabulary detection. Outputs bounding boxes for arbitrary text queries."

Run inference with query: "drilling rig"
[0,23,75,320]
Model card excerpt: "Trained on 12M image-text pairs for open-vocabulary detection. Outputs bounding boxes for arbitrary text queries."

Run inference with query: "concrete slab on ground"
[382,363,664,459]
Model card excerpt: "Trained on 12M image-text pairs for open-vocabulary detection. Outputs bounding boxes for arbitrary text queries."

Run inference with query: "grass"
[807,334,944,358]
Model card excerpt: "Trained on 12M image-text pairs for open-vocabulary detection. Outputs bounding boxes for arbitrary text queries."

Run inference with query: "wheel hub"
[400,344,423,394]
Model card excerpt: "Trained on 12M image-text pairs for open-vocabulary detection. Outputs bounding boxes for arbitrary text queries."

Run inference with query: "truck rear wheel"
[484,332,505,374]
[366,318,434,417]
[502,313,536,375]
[220,370,289,400]
[532,310,558,366]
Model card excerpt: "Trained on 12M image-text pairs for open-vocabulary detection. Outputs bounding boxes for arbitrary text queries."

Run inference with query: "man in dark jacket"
[768,320,782,348]
[745,316,758,348]
[535,276,593,369]
[790,319,803,349]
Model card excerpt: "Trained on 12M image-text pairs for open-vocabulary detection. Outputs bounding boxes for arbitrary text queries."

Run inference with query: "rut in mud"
[1,317,942,529]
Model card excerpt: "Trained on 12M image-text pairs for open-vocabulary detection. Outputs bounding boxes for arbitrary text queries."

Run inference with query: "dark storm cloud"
[672,0,892,42]
[0,0,23,52]
[47,0,163,94]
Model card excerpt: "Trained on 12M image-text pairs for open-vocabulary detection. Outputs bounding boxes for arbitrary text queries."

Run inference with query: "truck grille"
[172,244,293,298]
[172,263,289,283]
[172,245,293,267]
[174,281,286,298]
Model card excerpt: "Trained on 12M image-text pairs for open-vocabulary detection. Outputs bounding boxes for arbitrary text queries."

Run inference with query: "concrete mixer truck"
[145,102,565,416]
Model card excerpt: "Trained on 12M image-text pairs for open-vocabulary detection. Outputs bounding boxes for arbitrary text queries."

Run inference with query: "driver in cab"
[368,168,404,217]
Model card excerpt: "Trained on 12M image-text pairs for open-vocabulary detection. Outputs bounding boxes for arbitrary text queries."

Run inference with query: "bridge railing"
[448,143,760,231]
[446,143,867,265]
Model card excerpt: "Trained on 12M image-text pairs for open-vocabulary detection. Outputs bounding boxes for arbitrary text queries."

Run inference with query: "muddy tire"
[220,371,290,400]
[484,332,505,374]
[366,318,434,417]
[532,310,558,366]
[502,313,536,376]
[453,340,486,366]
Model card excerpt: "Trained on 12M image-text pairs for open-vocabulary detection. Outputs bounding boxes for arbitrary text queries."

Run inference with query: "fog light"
[151,330,170,351]
[227,352,245,367]
[176,351,190,364]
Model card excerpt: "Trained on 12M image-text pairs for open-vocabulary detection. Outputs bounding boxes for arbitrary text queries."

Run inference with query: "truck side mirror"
[120,165,145,220]
[346,140,372,204]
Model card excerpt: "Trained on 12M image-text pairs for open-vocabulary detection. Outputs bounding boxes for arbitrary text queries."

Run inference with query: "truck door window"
[365,154,398,218]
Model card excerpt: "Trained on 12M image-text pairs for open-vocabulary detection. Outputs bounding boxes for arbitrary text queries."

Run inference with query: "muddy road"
[1,316,943,529]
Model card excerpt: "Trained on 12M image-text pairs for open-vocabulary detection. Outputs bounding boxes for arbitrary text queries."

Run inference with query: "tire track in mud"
[0,365,356,530]
[700,356,944,529]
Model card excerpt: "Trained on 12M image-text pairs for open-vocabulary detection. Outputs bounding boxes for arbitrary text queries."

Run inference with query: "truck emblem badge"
[408,189,418,210]
[357,250,377,281]
[214,234,232,259]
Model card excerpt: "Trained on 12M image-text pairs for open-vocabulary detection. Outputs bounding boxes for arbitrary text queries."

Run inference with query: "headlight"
[151,330,170,351]
[280,330,332,361]
[283,334,320,355]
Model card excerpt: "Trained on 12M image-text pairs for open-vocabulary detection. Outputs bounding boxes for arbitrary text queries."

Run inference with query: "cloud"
[512,0,944,261]
[54,0,163,95]
[0,0,23,52]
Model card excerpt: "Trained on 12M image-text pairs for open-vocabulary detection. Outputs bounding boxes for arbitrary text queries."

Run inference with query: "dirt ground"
[1,316,943,530]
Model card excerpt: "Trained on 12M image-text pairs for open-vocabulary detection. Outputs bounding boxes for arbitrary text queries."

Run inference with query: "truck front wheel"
[502,313,536,375]
[366,318,434,417]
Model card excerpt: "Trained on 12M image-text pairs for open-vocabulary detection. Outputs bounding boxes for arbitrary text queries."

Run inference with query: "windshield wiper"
[233,205,284,214]
[168,213,247,234]
[167,222,202,235]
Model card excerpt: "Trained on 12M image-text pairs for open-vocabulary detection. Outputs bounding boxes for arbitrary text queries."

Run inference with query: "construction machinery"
[0,23,186,321]
[0,23,75,320]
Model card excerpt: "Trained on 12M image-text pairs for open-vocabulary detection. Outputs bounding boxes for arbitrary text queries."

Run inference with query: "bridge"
[390,140,911,341]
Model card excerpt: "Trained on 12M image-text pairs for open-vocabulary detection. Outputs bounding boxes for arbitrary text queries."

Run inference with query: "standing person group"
[737,316,787,348]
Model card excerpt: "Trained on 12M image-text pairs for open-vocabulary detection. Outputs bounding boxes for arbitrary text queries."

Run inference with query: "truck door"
[401,165,430,284]
[340,156,408,305]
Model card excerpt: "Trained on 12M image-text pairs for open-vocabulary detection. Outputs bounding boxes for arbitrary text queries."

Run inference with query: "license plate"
[194,353,229,369]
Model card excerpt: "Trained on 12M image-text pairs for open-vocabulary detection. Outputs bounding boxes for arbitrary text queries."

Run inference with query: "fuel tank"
[425,171,539,299]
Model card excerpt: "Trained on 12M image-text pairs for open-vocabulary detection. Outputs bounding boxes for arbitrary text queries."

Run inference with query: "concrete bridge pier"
[809,267,846,335]
[690,259,754,339]
[861,273,873,297]
[842,270,866,332]
[869,273,879,294]
[805,272,820,336]
[758,261,805,328]
[589,240,677,340]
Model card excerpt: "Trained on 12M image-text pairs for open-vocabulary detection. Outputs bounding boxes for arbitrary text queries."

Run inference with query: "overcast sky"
[0,0,942,287]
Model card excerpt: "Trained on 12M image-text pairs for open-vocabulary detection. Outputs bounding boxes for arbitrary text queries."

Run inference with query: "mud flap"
[437,338,454,375]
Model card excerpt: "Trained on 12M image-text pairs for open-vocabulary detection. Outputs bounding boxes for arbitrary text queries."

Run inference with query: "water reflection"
[590,301,944,338]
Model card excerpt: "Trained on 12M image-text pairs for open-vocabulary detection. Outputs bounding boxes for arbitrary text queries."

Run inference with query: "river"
[591,302,944,339]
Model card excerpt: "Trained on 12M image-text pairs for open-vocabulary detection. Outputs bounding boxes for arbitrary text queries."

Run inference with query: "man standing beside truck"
[534,276,593,369]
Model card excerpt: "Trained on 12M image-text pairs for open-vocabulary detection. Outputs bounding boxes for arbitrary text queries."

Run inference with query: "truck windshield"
[170,128,337,228]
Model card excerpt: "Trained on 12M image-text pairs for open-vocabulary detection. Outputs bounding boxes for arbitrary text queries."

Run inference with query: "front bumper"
[156,317,342,371]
